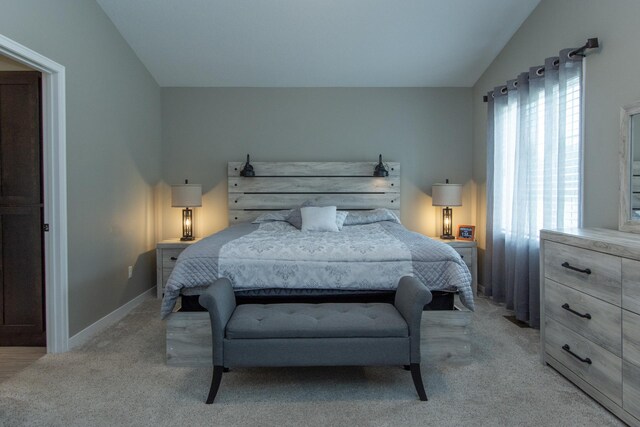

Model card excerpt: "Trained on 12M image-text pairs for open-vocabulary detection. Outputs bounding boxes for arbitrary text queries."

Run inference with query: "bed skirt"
[178,289,456,311]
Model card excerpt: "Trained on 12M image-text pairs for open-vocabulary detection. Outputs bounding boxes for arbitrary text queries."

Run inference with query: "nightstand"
[156,238,201,299]
[434,238,478,296]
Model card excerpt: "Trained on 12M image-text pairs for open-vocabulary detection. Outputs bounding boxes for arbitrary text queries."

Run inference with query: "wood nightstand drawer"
[162,249,184,269]
[544,241,621,305]
[157,238,201,299]
[545,317,622,406]
[162,268,173,289]
[456,248,473,266]
[434,238,477,295]
[545,278,621,356]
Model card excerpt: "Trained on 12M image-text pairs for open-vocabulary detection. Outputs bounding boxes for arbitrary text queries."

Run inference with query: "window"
[492,64,582,240]
[486,51,585,328]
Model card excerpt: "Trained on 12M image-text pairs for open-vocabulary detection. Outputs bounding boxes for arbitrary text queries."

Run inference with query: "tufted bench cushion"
[226,303,408,339]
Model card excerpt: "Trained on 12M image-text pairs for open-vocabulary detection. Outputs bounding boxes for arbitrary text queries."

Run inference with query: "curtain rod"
[569,37,599,58]
[482,37,599,102]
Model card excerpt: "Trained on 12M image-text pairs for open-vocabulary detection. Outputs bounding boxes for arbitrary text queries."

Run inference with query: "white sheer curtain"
[485,49,583,327]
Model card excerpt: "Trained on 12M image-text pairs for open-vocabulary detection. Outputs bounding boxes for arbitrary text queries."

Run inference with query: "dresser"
[436,238,478,296]
[156,238,201,299]
[541,228,640,425]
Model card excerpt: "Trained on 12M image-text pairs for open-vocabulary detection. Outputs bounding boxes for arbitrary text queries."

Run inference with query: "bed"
[163,161,474,365]
[161,217,473,318]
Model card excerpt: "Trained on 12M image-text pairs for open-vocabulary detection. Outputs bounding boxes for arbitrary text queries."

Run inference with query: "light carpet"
[0,296,622,426]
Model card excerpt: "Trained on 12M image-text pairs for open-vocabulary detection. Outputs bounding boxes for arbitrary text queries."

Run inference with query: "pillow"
[252,210,292,224]
[335,210,348,230]
[286,202,349,230]
[284,200,314,229]
[343,208,401,226]
[301,206,339,232]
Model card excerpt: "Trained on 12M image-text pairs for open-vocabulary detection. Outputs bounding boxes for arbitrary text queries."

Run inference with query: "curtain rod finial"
[570,37,600,58]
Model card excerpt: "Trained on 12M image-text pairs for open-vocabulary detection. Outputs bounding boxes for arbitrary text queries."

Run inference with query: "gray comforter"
[160,220,474,318]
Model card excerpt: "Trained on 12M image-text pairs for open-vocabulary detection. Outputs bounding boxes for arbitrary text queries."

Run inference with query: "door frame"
[0,34,69,353]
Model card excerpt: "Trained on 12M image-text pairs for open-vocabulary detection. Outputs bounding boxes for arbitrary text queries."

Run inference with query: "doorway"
[0,59,46,346]
[0,34,69,353]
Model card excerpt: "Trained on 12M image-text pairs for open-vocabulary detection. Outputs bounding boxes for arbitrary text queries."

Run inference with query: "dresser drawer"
[544,241,621,306]
[545,279,621,356]
[162,249,184,269]
[623,258,640,315]
[623,309,640,367]
[545,318,622,405]
[623,360,640,420]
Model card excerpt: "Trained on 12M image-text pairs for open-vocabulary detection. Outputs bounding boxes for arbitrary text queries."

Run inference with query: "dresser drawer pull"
[562,344,592,365]
[561,262,591,275]
[170,256,178,261]
[561,303,592,319]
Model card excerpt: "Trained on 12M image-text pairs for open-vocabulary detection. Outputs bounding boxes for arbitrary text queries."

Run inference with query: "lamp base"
[180,236,195,241]
[440,234,455,240]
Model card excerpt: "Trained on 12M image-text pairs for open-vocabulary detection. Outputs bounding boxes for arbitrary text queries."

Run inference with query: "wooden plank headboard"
[227,161,400,224]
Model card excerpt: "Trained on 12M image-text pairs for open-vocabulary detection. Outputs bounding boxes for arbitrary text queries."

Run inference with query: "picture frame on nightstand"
[457,225,475,241]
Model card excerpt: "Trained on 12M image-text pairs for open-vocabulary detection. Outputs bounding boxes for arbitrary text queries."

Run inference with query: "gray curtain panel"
[485,48,584,328]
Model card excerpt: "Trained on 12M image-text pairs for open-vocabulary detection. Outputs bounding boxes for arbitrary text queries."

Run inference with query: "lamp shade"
[171,184,202,207]
[432,183,462,207]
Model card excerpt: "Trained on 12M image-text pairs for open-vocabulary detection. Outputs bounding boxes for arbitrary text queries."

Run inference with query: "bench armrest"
[394,276,432,363]
[199,278,236,366]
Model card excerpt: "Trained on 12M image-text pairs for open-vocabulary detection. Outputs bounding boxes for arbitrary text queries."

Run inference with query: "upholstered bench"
[199,276,432,403]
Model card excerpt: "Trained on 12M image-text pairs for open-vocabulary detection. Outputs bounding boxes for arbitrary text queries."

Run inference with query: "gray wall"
[472,0,640,282]
[0,0,162,336]
[161,88,474,238]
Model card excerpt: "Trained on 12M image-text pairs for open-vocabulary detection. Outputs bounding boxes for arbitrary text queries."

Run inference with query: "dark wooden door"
[0,71,45,346]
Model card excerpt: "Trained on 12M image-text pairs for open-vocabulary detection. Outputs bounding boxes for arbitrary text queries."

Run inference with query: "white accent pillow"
[287,202,348,230]
[301,206,339,232]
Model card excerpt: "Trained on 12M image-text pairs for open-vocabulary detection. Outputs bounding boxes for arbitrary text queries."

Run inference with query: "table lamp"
[432,179,462,240]
[171,180,202,241]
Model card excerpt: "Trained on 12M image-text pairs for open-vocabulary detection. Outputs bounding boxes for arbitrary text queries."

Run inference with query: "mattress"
[161,219,474,318]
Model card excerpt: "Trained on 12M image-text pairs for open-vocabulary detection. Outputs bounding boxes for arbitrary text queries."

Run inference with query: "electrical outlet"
[128,265,133,279]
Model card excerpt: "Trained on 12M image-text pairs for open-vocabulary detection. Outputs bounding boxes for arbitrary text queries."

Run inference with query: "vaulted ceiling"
[97,0,540,87]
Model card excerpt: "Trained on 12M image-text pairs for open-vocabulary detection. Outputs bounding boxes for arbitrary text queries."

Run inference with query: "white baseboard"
[68,287,155,349]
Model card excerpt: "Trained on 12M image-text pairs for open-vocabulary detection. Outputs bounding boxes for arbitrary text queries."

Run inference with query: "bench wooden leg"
[410,363,428,401]
[205,365,224,404]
